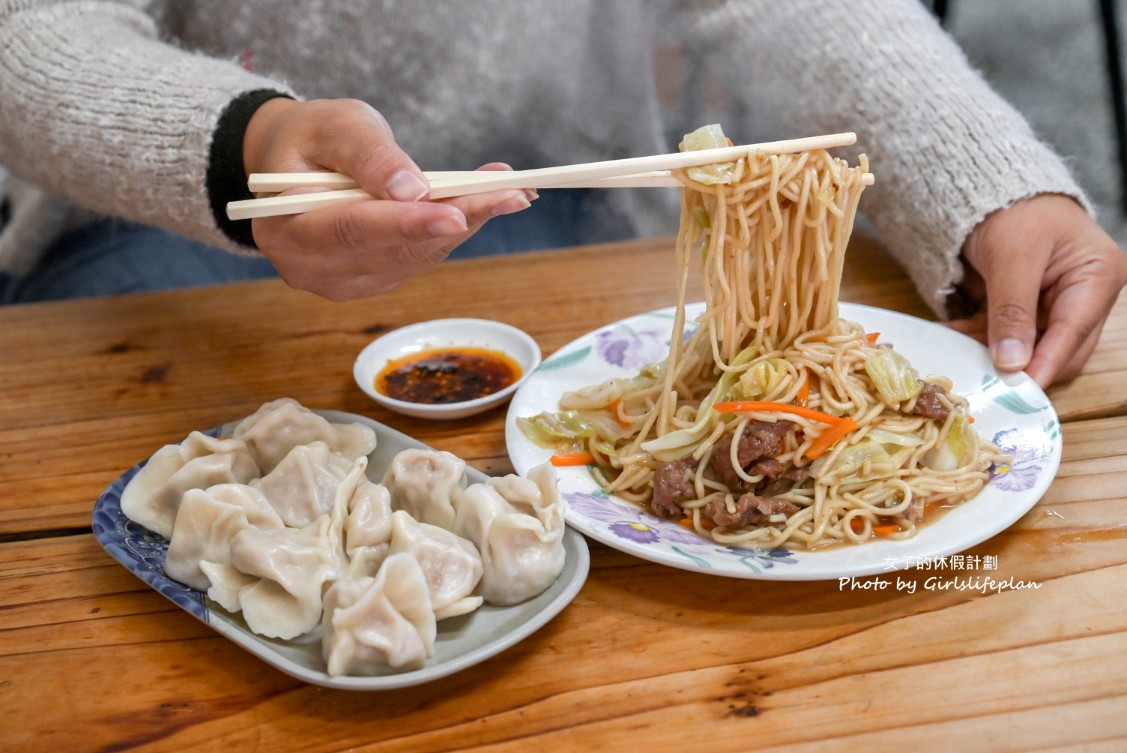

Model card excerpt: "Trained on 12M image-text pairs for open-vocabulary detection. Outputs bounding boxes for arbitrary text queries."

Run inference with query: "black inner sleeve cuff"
[207,89,294,248]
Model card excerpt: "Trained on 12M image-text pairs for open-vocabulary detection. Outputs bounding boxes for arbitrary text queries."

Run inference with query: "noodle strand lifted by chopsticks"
[519,125,1001,550]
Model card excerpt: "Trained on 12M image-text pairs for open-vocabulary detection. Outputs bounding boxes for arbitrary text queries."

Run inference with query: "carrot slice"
[865,331,881,345]
[795,371,810,408]
[608,398,632,428]
[714,400,855,459]
[549,452,596,467]
[924,499,951,516]
[713,400,842,425]
[677,516,715,531]
[804,417,857,459]
[850,517,901,536]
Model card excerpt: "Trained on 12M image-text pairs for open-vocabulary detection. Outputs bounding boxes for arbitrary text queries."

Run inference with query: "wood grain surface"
[1,234,1124,752]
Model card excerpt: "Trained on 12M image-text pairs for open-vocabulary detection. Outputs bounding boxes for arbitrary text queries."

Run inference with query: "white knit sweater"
[0,0,1086,314]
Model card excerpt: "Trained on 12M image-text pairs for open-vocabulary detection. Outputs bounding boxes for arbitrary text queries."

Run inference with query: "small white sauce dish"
[353,318,541,420]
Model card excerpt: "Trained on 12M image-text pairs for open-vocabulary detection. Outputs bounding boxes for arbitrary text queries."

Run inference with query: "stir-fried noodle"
[520,126,1000,550]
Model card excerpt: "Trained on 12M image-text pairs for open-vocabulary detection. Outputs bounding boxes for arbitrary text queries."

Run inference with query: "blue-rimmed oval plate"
[93,410,589,689]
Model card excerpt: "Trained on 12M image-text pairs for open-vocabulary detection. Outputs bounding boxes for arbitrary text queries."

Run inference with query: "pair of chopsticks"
[230,170,684,221]
[226,132,865,221]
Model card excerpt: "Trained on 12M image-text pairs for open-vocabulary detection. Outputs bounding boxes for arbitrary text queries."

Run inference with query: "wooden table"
[2,235,1125,752]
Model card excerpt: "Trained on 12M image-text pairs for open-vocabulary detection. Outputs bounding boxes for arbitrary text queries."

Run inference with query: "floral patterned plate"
[505,303,1062,580]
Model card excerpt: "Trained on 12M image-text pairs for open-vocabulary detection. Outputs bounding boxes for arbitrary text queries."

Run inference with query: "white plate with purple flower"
[504,302,1063,580]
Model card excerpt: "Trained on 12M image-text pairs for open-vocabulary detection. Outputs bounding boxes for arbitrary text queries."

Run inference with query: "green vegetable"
[516,410,594,447]
[812,429,924,482]
[923,412,973,472]
[864,428,925,448]
[693,205,711,230]
[641,344,759,461]
[863,347,921,405]
[735,357,790,401]
[680,124,737,185]
[560,373,655,411]
[812,438,890,482]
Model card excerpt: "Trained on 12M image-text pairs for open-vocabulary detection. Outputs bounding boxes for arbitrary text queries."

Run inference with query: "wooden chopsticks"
[227,132,861,221]
[244,169,683,193]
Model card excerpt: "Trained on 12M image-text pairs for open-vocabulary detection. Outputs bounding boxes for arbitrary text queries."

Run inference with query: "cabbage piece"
[517,408,629,458]
[641,345,759,462]
[811,428,925,483]
[864,428,925,448]
[680,124,737,185]
[517,410,594,447]
[692,205,711,229]
[923,412,974,471]
[812,438,891,482]
[559,379,624,411]
[864,347,921,405]
[817,182,837,209]
[559,372,657,411]
[735,358,790,401]
[520,369,658,454]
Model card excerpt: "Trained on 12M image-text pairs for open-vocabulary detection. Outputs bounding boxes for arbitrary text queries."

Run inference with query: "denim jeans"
[0,189,634,304]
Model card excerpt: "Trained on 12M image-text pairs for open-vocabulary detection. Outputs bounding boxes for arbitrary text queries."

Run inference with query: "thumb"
[982,263,1041,374]
[963,200,1053,375]
[340,110,431,203]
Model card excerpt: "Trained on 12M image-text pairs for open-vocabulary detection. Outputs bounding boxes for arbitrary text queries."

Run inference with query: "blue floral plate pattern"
[505,303,1062,580]
[93,411,590,689]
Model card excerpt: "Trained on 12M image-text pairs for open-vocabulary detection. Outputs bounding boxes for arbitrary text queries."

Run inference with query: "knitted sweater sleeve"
[672,0,1090,317]
[0,0,296,256]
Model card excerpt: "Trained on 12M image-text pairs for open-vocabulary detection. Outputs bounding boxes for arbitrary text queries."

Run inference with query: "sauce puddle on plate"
[377,347,521,404]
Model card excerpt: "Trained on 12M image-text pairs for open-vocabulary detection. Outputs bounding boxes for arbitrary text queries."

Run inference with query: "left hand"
[948,194,1127,387]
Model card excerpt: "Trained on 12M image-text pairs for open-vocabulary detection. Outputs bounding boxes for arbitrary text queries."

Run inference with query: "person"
[0,0,1124,389]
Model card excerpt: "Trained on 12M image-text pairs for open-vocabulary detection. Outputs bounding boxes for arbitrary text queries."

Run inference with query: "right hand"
[243,98,535,300]
[948,194,1127,386]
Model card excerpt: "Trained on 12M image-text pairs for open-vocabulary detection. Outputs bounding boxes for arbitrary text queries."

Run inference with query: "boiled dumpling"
[121,431,259,538]
[321,553,437,676]
[453,463,565,606]
[339,477,395,580]
[321,456,377,575]
[232,397,377,473]
[253,441,357,527]
[382,448,466,530]
[342,544,391,583]
[164,483,284,590]
[199,560,258,613]
[226,515,339,639]
[343,478,394,555]
[387,510,484,620]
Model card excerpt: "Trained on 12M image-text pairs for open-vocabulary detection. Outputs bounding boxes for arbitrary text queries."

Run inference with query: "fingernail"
[993,338,1031,371]
[523,188,539,201]
[492,194,532,217]
[426,214,468,237]
[387,170,429,202]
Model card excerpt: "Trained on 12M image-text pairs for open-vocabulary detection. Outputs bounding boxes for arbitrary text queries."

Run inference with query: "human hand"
[242,98,535,300]
[949,194,1127,387]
